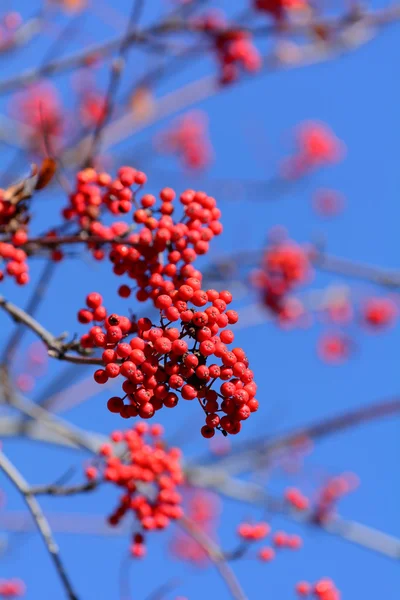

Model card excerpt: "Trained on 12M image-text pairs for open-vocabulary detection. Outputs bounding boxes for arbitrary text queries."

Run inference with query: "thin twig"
[1,388,106,453]
[191,474,400,561]
[29,480,99,496]
[0,295,103,365]
[178,515,248,600]
[189,397,400,477]
[85,0,146,165]
[0,451,79,599]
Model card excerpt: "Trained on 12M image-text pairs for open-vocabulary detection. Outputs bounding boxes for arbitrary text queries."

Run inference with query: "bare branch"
[190,397,400,477]
[178,515,248,600]
[312,250,400,288]
[86,0,146,165]
[0,295,103,365]
[0,450,79,600]
[190,474,400,561]
[29,481,99,496]
[1,388,106,453]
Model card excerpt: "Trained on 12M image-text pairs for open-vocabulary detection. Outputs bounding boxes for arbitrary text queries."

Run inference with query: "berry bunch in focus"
[85,422,183,559]
[79,284,258,437]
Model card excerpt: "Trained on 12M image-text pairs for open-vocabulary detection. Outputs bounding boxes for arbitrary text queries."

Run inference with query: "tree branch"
[178,515,248,600]
[0,295,103,365]
[29,480,99,496]
[0,450,79,600]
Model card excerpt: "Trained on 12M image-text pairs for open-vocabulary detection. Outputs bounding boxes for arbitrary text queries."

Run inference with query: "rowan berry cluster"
[171,491,220,564]
[0,242,29,285]
[0,579,25,598]
[156,111,212,170]
[296,579,341,599]
[79,285,258,437]
[64,167,222,290]
[237,521,303,562]
[252,238,311,321]
[62,166,144,232]
[195,13,261,84]
[282,122,344,179]
[78,89,108,128]
[0,191,21,228]
[85,422,183,559]
[13,84,63,152]
[0,185,30,284]
[313,472,359,523]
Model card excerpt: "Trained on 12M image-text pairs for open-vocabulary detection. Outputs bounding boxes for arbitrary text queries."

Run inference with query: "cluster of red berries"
[296,579,341,599]
[313,472,359,524]
[13,84,63,152]
[0,187,30,284]
[65,167,223,297]
[111,188,223,302]
[195,12,261,84]
[79,284,258,437]
[0,193,19,228]
[0,579,25,598]
[362,297,397,328]
[85,422,183,558]
[171,490,220,564]
[237,522,302,562]
[78,89,108,128]
[156,111,212,170]
[237,521,270,541]
[77,291,108,324]
[252,239,311,321]
[285,487,310,511]
[0,241,29,285]
[62,166,145,230]
[282,122,344,179]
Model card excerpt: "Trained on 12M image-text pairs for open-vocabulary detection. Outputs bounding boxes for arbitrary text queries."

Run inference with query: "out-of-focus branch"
[0,510,130,536]
[179,515,248,600]
[0,451,79,600]
[190,397,400,477]
[189,473,400,561]
[0,14,45,56]
[62,5,400,166]
[203,247,400,289]
[1,261,58,364]
[312,250,400,288]
[86,0,146,165]
[0,388,106,453]
[0,0,210,97]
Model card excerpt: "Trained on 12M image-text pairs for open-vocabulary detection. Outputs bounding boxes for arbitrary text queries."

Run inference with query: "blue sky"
[0,1,399,599]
